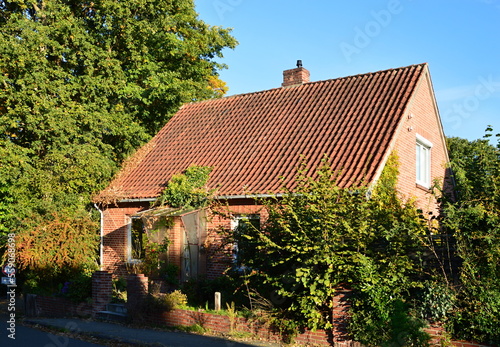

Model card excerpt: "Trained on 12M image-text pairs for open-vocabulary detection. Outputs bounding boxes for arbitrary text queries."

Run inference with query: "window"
[127,217,146,262]
[416,134,433,188]
[231,215,260,269]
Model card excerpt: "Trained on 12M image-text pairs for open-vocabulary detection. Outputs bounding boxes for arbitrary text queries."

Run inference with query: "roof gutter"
[118,194,285,203]
[215,193,285,200]
[118,198,157,203]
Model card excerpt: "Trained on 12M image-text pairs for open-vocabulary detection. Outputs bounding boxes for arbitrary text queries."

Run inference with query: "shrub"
[62,272,92,302]
[112,277,127,303]
[141,290,188,315]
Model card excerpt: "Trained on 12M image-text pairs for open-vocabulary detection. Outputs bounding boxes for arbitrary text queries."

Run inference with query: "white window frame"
[231,214,260,268]
[416,134,433,188]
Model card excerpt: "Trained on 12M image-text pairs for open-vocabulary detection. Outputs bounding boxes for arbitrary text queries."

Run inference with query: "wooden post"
[214,291,221,311]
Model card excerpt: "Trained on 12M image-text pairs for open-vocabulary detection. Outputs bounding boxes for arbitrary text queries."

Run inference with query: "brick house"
[94,62,451,279]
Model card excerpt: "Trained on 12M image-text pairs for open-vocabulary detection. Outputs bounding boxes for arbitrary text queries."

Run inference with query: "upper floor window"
[416,134,433,188]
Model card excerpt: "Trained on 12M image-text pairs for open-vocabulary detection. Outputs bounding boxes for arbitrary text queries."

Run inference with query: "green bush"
[63,272,92,302]
[112,277,127,303]
[443,133,500,345]
[413,282,455,323]
[141,290,188,314]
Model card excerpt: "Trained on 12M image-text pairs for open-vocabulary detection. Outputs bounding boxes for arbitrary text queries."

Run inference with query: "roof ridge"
[311,62,426,86]
[187,63,427,105]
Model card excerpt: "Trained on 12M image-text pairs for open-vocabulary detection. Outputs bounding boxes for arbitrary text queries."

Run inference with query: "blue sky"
[195,0,500,141]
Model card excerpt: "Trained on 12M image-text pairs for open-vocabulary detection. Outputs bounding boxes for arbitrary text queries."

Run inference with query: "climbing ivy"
[156,165,213,208]
[235,156,432,346]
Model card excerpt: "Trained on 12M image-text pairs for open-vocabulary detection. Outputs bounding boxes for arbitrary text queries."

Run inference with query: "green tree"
[446,134,499,203]
[444,130,500,345]
[236,157,431,346]
[0,0,236,277]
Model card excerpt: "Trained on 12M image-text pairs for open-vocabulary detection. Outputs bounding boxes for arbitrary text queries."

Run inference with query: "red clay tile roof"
[100,63,426,200]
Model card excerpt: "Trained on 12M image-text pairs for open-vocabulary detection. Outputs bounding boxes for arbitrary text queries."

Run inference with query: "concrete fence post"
[214,291,221,311]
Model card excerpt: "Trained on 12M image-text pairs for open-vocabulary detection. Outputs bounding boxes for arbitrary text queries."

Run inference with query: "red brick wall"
[167,216,183,270]
[392,69,450,213]
[144,305,491,347]
[31,291,493,347]
[101,202,149,276]
[33,296,92,318]
[205,200,266,279]
[127,274,148,313]
[101,199,267,279]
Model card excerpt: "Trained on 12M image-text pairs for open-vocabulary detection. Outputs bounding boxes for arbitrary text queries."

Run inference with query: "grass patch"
[228,330,254,339]
[174,324,207,334]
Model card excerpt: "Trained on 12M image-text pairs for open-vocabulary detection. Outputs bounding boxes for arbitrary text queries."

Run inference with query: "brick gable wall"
[392,70,451,213]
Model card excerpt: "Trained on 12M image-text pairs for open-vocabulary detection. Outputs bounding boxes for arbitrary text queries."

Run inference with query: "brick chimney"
[282,60,310,87]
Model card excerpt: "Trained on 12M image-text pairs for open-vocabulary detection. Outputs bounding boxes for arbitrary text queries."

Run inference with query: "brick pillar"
[127,274,148,313]
[331,286,352,344]
[92,271,112,317]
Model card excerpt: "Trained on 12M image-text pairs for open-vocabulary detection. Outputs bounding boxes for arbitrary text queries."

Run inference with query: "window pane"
[416,144,421,181]
[233,216,260,268]
[416,141,431,187]
[131,218,145,259]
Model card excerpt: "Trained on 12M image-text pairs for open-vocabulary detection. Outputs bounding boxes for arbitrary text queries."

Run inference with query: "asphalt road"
[0,321,105,347]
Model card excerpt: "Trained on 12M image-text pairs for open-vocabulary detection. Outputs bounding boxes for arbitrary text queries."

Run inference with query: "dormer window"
[416,134,433,188]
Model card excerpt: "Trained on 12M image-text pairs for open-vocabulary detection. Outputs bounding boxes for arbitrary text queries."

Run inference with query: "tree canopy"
[443,130,500,344]
[0,0,237,290]
[0,0,237,240]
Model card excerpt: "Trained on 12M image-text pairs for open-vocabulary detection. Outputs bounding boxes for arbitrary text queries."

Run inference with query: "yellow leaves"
[207,75,228,97]
[14,213,99,272]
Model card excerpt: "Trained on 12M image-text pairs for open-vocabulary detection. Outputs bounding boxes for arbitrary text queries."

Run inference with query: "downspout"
[94,203,104,271]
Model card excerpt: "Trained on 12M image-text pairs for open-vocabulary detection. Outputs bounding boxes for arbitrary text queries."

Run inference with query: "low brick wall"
[26,294,493,347]
[147,308,336,345]
[143,308,492,347]
[28,295,92,318]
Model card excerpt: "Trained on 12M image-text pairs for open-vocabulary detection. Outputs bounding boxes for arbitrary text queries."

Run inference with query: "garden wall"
[125,273,493,347]
[143,308,491,347]
[25,294,92,318]
[25,292,492,347]
[145,308,353,346]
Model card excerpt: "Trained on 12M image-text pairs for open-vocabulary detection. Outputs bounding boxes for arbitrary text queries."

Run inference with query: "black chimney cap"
[296,60,303,68]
